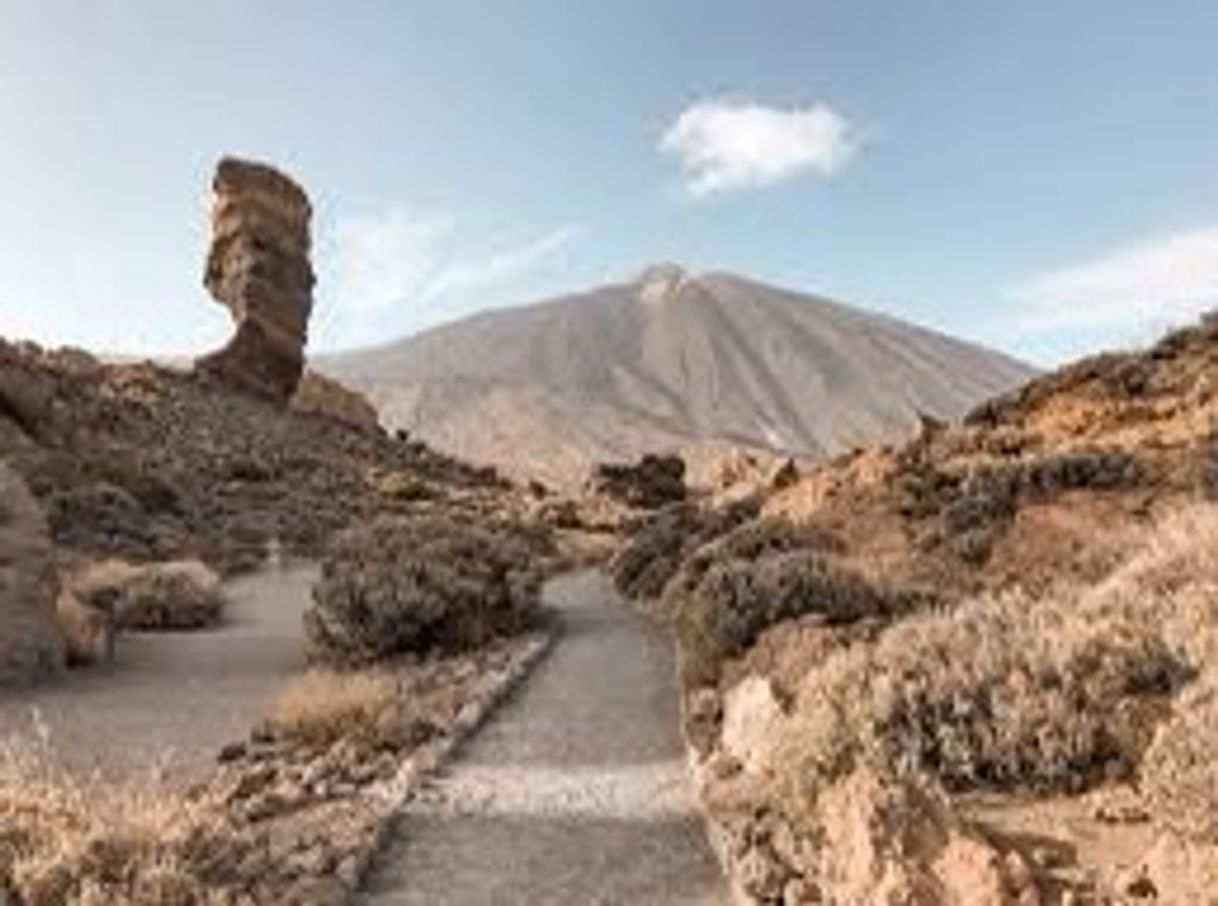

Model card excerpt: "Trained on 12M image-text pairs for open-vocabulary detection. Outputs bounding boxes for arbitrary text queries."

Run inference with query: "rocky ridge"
[611,312,1218,904]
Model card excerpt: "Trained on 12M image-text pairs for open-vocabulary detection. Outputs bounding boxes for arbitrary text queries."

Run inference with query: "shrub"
[67,559,225,632]
[1141,674,1218,843]
[305,515,541,666]
[675,549,921,688]
[0,733,259,904]
[267,668,406,748]
[660,515,840,619]
[767,586,1191,817]
[590,453,686,509]
[608,498,758,601]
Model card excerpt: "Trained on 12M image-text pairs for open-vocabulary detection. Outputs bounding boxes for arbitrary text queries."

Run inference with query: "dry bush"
[267,668,404,748]
[67,559,225,632]
[765,507,1218,817]
[1107,505,1218,843]
[0,732,256,905]
[675,550,925,689]
[305,514,541,666]
[767,591,1186,828]
[608,498,758,601]
[1141,674,1218,843]
[54,590,113,666]
[659,515,840,619]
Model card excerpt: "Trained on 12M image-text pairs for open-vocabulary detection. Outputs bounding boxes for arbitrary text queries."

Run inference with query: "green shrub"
[305,515,541,665]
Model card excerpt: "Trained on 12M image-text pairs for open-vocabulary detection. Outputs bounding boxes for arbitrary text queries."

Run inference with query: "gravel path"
[360,570,727,906]
[0,564,316,783]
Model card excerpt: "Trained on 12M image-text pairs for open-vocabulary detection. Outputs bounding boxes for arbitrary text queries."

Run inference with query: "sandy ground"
[0,564,316,783]
[360,571,727,906]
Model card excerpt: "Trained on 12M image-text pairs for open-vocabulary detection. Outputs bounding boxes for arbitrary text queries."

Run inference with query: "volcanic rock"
[196,157,315,404]
[290,370,381,433]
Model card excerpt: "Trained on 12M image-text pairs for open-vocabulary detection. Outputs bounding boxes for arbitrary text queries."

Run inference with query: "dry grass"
[65,558,226,634]
[0,724,255,905]
[762,504,1218,827]
[266,667,404,748]
[675,549,924,689]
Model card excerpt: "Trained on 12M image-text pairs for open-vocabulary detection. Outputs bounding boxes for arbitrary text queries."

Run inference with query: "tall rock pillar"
[196,157,315,403]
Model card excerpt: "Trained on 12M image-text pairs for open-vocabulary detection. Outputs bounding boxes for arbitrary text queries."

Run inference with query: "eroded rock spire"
[196,156,314,403]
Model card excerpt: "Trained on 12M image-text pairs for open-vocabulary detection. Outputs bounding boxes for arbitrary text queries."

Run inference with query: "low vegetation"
[266,667,408,749]
[705,506,1216,899]
[305,514,543,666]
[607,497,758,601]
[0,733,258,905]
[67,559,226,632]
[675,549,925,688]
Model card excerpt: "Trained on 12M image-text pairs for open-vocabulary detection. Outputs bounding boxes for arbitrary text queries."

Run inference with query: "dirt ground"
[0,564,317,783]
[360,571,727,905]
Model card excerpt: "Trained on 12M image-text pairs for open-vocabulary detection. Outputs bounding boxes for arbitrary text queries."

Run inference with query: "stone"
[721,674,785,776]
[196,156,315,404]
[0,462,64,684]
[290,370,381,432]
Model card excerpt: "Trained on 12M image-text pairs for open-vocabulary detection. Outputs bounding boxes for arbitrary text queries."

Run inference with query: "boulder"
[196,157,315,404]
[0,462,64,683]
[721,674,785,775]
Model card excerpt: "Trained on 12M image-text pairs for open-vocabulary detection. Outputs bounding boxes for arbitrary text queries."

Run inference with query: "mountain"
[320,265,1035,486]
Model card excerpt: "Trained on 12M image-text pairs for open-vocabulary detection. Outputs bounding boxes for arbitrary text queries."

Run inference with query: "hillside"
[609,311,1218,903]
[322,265,1034,486]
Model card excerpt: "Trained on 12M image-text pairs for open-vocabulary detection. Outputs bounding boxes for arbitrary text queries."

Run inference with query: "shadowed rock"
[0,462,64,685]
[196,157,314,404]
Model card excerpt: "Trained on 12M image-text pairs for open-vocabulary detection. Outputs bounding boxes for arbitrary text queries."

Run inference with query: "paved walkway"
[0,564,315,783]
[360,571,727,906]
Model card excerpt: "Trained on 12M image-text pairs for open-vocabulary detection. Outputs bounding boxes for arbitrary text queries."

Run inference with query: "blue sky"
[2,1,1218,364]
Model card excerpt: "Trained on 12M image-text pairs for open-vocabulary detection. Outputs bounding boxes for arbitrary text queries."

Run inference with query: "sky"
[2,1,1218,365]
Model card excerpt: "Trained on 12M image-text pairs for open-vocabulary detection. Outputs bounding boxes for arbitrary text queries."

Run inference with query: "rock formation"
[290,370,381,433]
[0,462,64,684]
[196,157,314,404]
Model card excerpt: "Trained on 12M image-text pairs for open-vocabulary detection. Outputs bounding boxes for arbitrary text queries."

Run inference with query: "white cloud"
[1015,225,1218,336]
[660,97,857,197]
[320,212,581,348]
[432,225,583,296]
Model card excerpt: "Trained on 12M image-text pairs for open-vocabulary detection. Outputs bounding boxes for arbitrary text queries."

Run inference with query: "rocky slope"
[611,311,1218,904]
[322,264,1034,487]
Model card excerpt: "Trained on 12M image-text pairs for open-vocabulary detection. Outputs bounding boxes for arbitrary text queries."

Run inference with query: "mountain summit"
[322,268,1034,485]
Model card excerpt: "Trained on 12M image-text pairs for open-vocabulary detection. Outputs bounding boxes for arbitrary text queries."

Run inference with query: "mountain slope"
[322,265,1035,485]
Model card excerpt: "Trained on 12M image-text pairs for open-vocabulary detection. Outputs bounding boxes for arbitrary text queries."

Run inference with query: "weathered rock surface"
[196,157,315,404]
[0,462,64,684]
[290,370,380,432]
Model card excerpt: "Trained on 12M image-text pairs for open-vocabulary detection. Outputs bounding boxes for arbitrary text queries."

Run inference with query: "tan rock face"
[290,370,381,432]
[0,462,64,684]
[196,157,314,404]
